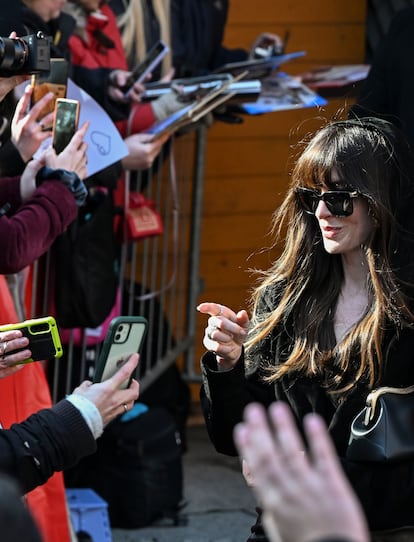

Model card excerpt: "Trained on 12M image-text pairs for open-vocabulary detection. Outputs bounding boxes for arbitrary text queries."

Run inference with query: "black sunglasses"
[295,187,360,217]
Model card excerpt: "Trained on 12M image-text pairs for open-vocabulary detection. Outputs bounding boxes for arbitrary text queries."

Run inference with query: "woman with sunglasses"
[197,117,414,542]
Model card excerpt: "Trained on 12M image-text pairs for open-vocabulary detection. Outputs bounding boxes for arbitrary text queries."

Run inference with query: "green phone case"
[0,316,63,363]
[93,316,148,388]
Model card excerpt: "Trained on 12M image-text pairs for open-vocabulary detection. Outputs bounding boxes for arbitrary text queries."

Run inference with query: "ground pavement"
[111,421,257,542]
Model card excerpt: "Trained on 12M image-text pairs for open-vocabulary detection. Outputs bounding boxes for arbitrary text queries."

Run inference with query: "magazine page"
[242,72,327,114]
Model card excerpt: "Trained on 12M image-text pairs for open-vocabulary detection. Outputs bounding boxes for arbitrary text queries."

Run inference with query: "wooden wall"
[189,1,367,392]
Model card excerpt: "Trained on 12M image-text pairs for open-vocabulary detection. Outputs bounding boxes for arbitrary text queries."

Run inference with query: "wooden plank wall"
[190,0,367,390]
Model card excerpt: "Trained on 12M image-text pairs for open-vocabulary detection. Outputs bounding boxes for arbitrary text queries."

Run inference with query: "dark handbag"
[346,385,414,462]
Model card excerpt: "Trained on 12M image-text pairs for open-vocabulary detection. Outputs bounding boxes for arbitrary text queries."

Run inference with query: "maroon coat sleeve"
[0,177,78,274]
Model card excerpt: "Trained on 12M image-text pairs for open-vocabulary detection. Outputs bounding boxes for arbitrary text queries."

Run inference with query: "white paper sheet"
[33,78,128,178]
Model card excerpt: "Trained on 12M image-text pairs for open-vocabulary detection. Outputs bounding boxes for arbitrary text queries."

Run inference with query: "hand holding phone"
[0,330,31,376]
[31,58,69,119]
[0,316,63,364]
[93,316,148,389]
[73,353,140,425]
[122,41,169,95]
[52,98,80,154]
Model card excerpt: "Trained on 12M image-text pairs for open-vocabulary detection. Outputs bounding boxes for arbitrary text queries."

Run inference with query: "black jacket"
[351,7,414,145]
[171,0,247,77]
[201,284,414,532]
[0,399,96,494]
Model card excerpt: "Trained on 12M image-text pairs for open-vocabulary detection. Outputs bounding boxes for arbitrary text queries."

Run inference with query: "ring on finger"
[216,304,223,317]
[0,342,6,356]
[123,403,128,413]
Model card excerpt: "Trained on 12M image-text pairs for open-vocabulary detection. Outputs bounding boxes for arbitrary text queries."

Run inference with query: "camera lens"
[0,37,28,71]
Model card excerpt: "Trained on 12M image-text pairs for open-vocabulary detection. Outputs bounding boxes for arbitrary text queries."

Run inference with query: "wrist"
[35,166,78,186]
[20,175,36,202]
[36,166,88,206]
[216,356,238,372]
[66,393,104,439]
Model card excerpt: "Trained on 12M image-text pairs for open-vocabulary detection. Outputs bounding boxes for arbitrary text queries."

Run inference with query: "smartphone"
[123,40,169,94]
[52,98,80,154]
[0,316,63,363]
[93,316,148,389]
[31,58,69,119]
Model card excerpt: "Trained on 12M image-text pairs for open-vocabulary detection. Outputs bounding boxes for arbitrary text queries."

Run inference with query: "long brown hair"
[246,118,414,391]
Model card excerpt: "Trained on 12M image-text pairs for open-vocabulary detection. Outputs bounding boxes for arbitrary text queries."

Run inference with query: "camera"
[0,32,50,77]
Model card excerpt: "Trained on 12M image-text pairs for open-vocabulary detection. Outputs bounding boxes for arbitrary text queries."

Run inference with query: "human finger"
[67,121,89,149]
[205,314,245,343]
[38,111,55,131]
[113,379,140,412]
[238,403,281,463]
[303,413,344,476]
[75,380,93,392]
[152,131,171,146]
[268,401,307,459]
[13,84,33,120]
[0,330,32,367]
[53,121,89,158]
[234,404,284,496]
[145,138,167,162]
[27,90,53,117]
[29,93,55,123]
[108,86,128,102]
[99,378,139,425]
[107,353,139,390]
[24,156,48,180]
[0,330,30,355]
[128,81,146,102]
[0,330,25,343]
[52,123,89,169]
[262,512,283,542]
[197,301,239,322]
[110,69,129,87]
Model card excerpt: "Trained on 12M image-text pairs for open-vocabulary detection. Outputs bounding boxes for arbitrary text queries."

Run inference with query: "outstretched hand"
[197,302,249,370]
[234,402,369,542]
[11,85,55,162]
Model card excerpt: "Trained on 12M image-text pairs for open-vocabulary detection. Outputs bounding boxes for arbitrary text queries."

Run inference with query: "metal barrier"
[28,124,207,403]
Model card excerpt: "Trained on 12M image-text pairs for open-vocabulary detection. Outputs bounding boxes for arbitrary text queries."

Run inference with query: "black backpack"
[65,406,185,528]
